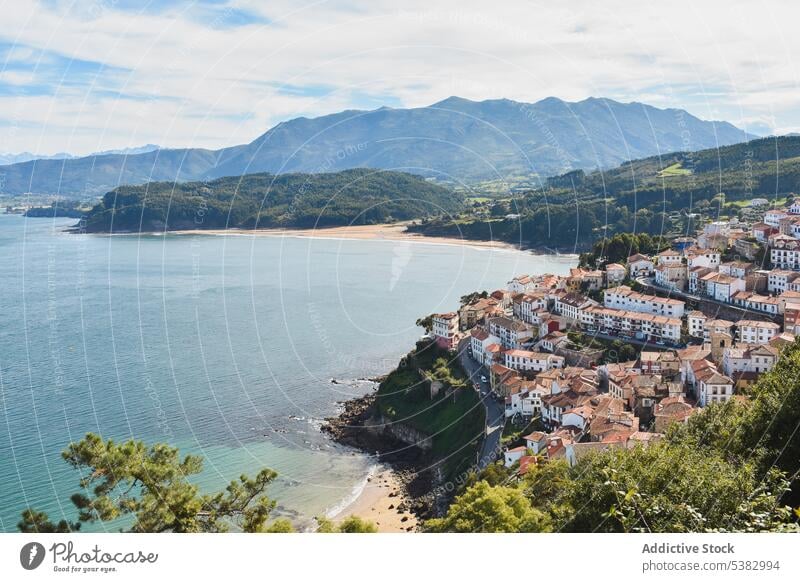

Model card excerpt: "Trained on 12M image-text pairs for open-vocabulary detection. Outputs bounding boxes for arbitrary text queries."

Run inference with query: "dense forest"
[24,200,87,218]
[79,169,462,233]
[410,136,800,251]
[426,339,800,532]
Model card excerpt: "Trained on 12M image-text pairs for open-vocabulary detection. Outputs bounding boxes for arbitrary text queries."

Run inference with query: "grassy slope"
[376,341,485,478]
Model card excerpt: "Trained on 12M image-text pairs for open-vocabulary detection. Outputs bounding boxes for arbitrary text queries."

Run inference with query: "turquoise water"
[0,214,575,531]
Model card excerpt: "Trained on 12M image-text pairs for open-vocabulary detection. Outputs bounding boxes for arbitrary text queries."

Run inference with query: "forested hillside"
[411,136,800,251]
[80,169,461,232]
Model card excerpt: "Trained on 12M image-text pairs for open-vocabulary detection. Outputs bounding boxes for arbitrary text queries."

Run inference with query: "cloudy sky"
[1,0,798,155]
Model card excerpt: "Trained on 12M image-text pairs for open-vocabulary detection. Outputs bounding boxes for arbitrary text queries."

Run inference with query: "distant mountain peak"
[0,97,753,197]
[431,95,476,108]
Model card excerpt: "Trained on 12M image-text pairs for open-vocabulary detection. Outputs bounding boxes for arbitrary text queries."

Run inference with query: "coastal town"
[428,200,800,475]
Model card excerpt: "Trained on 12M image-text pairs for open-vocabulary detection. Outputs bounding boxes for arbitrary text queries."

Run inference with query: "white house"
[736,320,780,344]
[732,292,780,315]
[696,371,734,407]
[603,285,685,317]
[538,331,568,353]
[722,344,779,377]
[686,250,720,269]
[752,222,775,242]
[470,327,502,366]
[432,312,459,350]
[503,349,564,373]
[768,270,800,294]
[488,316,534,349]
[507,275,535,294]
[560,405,593,433]
[523,431,548,455]
[654,264,687,291]
[627,254,654,277]
[765,209,789,227]
[703,319,734,342]
[718,261,752,279]
[503,446,527,468]
[554,293,596,323]
[605,263,626,285]
[687,311,707,338]
[512,293,548,324]
[582,306,681,343]
[771,248,800,270]
[657,249,683,266]
[701,272,746,302]
[688,267,714,294]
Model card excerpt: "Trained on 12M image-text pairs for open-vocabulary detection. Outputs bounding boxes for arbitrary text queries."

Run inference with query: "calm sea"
[0,214,575,531]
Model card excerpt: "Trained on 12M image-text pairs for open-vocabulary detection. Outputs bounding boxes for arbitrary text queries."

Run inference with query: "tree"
[561,442,796,533]
[316,515,378,533]
[424,481,552,533]
[416,314,434,333]
[676,340,800,505]
[18,509,78,533]
[459,290,488,306]
[18,433,290,533]
[490,201,510,217]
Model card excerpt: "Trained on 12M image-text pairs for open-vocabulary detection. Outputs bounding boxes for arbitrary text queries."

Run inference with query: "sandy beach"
[172,222,525,251]
[328,467,419,533]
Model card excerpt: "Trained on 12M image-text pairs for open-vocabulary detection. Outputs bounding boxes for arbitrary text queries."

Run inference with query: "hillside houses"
[431,204,800,476]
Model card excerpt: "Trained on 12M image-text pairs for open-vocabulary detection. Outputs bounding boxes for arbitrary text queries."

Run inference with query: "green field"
[657,162,692,177]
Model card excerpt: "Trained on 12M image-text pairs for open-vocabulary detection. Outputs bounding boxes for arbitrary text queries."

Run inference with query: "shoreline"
[326,465,419,533]
[80,222,580,256]
[321,392,434,532]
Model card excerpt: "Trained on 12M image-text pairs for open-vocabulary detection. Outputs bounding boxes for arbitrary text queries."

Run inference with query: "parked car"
[480,375,488,383]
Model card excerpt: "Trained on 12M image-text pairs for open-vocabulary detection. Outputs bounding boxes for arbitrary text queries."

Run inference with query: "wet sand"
[329,467,418,533]
[173,222,522,251]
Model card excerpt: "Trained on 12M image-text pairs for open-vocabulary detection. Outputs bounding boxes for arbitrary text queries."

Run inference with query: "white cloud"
[1,0,799,155]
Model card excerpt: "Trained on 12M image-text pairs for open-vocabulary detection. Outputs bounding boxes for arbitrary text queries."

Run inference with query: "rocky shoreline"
[321,391,438,522]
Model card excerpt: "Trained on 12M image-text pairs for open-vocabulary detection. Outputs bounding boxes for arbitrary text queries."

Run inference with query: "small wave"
[323,463,381,520]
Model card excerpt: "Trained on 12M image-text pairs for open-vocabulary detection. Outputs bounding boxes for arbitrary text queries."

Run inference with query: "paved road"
[457,336,505,470]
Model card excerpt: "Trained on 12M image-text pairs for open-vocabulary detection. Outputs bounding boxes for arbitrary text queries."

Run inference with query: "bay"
[0,213,576,531]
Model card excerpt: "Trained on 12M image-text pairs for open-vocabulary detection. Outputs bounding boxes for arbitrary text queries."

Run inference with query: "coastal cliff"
[323,340,486,519]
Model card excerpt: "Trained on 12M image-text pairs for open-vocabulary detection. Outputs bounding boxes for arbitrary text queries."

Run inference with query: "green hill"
[410,135,800,251]
[79,169,461,233]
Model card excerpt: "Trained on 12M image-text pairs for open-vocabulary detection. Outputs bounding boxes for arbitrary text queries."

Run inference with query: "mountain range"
[0,97,753,198]
[0,144,161,167]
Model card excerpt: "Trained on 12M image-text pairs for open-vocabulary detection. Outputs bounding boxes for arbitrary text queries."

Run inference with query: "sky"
[1,0,799,156]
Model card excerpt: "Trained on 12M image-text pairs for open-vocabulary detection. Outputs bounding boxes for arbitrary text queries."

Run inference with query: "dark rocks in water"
[321,393,438,521]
